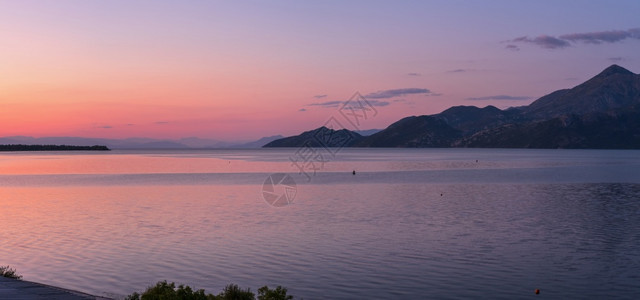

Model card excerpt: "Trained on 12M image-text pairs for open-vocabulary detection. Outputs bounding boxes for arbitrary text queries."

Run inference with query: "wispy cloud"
[307,99,390,108]
[155,121,170,125]
[509,28,640,50]
[511,35,570,49]
[608,57,624,62]
[313,94,327,99]
[366,100,390,107]
[406,72,421,76]
[306,88,434,110]
[365,88,432,99]
[447,69,467,73]
[505,44,520,51]
[97,125,112,129]
[560,29,639,44]
[308,100,343,108]
[466,95,532,101]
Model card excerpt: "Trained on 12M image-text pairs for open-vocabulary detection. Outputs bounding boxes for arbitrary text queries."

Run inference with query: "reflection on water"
[1,149,639,299]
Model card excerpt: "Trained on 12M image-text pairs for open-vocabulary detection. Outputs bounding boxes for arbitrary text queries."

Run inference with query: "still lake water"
[1,148,639,299]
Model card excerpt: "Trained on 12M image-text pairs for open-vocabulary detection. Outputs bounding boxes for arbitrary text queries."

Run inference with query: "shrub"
[257,286,293,300]
[126,281,265,300]
[124,281,213,300]
[216,283,254,300]
[0,266,22,279]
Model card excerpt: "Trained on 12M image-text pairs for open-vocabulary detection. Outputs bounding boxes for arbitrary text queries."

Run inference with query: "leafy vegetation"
[0,144,110,151]
[257,286,293,300]
[126,281,293,300]
[0,265,22,279]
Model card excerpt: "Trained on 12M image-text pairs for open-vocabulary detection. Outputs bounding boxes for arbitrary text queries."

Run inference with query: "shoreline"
[0,276,113,300]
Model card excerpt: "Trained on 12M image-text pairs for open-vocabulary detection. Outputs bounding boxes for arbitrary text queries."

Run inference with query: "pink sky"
[1,1,639,141]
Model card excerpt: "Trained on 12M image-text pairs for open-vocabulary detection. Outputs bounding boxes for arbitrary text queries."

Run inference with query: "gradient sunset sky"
[2,1,639,141]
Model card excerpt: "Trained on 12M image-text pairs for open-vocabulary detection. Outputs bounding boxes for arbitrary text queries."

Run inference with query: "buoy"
[440,193,443,196]
[352,170,356,175]
[535,289,540,295]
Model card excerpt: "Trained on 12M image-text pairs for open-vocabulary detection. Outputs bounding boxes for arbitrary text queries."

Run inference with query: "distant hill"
[263,127,363,147]
[230,135,284,148]
[265,64,640,149]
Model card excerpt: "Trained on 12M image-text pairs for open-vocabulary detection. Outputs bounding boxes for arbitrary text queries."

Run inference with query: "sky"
[1,0,639,141]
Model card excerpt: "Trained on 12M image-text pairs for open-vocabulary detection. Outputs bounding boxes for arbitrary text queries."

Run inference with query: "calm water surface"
[1,149,639,299]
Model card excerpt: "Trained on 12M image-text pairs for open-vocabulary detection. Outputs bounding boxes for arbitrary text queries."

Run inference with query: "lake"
[1,148,639,299]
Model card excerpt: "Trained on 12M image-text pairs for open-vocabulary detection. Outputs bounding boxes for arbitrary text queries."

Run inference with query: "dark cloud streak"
[365,88,431,99]
[509,28,640,50]
[308,100,343,108]
[466,95,531,101]
[308,99,390,108]
[560,29,637,44]
[505,44,520,51]
[512,35,570,49]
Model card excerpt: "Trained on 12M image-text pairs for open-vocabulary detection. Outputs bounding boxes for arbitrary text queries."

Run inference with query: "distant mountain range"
[265,64,640,149]
[0,135,285,149]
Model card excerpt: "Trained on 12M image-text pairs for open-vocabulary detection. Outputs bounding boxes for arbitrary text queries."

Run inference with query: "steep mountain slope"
[525,64,640,118]
[354,116,461,147]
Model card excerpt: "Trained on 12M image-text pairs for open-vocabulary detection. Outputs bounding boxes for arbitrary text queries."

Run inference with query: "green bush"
[217,284,254,300]
[126,281,291,300]
[0,266,22,279]
[125,281,213,300]
[257,286,293,300]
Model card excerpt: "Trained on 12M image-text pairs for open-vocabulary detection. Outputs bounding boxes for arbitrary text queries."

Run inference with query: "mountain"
[265,64,640,149]
[179,137,233,148]
[456,109,640,149]
[230,135,284,148]
[354,116,461,147]
[524,64,640,118]
[263,127,363,147]
[435,105,522,135]
[355,129,383,136]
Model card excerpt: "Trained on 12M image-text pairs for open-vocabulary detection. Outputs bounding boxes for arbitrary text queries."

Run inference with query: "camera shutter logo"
[262,173,297,207]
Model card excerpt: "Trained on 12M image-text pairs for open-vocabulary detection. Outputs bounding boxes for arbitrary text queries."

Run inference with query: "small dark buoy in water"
[352,170,356,175]
[535,289,540,295]
[475,159,478,163]
[440,193,443,196]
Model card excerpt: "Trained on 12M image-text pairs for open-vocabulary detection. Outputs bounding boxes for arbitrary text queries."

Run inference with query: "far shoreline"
[0,144,110,151]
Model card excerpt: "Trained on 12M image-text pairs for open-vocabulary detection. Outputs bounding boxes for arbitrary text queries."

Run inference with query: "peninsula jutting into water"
[0,144,110,151]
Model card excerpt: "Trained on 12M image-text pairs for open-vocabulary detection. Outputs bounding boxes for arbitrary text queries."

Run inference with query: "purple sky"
[1,1,639,140]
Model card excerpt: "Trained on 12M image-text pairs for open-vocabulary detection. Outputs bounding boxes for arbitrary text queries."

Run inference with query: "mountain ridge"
[265,64,640,149]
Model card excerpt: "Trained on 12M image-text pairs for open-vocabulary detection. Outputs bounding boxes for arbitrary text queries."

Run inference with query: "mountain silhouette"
[265,65,640,149]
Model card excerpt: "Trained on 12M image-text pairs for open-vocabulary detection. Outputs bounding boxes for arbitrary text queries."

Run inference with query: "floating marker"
[535,289,540,295]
